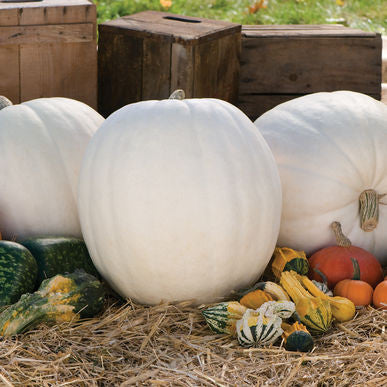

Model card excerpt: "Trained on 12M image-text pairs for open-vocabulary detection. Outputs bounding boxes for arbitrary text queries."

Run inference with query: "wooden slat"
[142,35,172,100]
[0,45,20,103]
[170,42,194,97]
[242,24,376,38]
[98,28,143,117]
[0,7,18,26]
[194,32,241,103]
[237,93,382,121]
[0,0,95,25]
[0,23,94,45]
[20,41,97,108]
[240,36,382,95]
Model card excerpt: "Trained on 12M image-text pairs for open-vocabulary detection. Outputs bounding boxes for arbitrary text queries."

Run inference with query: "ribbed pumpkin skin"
[78,98,282,305]
[254,91,387,265]
[0,98,104,240]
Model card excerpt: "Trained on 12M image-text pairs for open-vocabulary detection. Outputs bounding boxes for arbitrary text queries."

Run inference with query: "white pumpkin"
[0,97,104,239]
[78,94,282,305]
[254,91,387,265]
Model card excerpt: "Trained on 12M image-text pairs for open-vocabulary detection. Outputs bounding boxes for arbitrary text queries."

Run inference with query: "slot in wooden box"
[238,25,382,121]
[98,10,241,117]
[0,0,97,108]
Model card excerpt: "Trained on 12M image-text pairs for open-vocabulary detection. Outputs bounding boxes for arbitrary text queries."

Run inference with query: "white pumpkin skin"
[0,97,104,240]
[78,97,282,305]
[254,91,387,265]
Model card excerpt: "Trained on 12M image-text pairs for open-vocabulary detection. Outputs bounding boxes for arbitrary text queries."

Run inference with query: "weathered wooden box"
[238,25,382,120]
[0,0,97,108]
[98,11,241,117]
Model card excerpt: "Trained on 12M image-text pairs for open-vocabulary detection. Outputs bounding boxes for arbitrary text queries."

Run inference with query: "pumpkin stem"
[0,96,12,110]
[313,267,328,285]
[169,89,185,100]
[359,189,379,232]
[331,221,351,247]
[350,258,361,280]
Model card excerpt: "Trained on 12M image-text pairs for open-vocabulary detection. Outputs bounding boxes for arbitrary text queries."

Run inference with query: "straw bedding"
[0,286,385,386]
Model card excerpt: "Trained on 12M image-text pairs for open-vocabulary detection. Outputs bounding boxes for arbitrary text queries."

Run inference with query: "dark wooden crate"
[238,25,382,121]
[98,10,241,117]
[0,0,97,108]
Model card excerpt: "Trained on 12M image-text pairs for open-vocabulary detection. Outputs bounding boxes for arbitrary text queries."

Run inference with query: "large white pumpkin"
[0,97,104,240]
[78,95,282,305]
[254,91,387,265]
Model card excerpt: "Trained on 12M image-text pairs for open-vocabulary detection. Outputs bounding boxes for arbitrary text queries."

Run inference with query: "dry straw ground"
[0,290,385,386]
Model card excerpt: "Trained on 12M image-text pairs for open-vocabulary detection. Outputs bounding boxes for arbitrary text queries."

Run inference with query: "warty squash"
[254,91,387,265]
[78,91,282,305]
[0,96,104,240]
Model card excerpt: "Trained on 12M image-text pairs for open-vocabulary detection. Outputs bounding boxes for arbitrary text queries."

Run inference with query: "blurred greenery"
[95,0,386,34]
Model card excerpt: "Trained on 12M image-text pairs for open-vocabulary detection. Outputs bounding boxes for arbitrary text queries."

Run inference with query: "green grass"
[95,0,386,34]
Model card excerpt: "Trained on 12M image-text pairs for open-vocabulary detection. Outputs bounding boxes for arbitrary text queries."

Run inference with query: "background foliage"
[95,0,386,34]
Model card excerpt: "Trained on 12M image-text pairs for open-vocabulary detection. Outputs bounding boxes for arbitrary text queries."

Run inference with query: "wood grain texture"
[238,25,382,120]
[170,43,194,97]
[0,23,94,45]
[20,41,97,108]
[98,28,143,117]
[240,36,381,94]
[98,11,241,116]
[142,35,172,100]
[0,0,97,106]
[194,32,240,102]
[0,45,19,103]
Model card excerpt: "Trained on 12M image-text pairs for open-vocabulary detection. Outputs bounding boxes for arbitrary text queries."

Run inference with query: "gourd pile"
[0,90,386,346]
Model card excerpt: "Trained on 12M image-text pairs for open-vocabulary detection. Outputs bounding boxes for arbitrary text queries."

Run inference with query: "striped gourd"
[236,309,283,347]
[202,301,247,336]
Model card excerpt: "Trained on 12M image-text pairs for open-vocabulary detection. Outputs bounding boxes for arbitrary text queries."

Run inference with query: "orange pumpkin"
[334,279,373,307]
[309,222,383,289]
[372,280,387,310]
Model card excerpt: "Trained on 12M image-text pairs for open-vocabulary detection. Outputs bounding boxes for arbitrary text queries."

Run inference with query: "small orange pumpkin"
[372,280,387,310]
[334,279,373,307]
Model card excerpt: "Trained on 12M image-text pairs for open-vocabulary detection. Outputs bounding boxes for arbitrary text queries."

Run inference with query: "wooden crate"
[98,11,241,117]
[238,25,382,121]
[0,0,97,108]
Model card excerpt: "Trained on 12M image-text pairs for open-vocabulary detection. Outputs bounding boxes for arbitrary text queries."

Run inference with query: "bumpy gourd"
[0,96,104,239]
[255,91,387,265]
[280,271,332,334]
[78,92,282,305]
[0,270,105,336]
[272,247,309,279]
[298,273,355,322]
[282,321,314,352]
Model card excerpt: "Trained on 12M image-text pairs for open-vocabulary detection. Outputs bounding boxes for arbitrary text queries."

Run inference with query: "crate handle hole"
[163,16,201,23]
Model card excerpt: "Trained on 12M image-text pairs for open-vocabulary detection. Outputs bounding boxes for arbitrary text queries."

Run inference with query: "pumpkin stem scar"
[359,189,379,232]
[331,222,351,247]
[169,89,185,100]
[0,96,13,110]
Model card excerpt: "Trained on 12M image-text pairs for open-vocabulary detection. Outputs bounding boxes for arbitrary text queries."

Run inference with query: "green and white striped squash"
[236,309,283,347]
[202,301,247,336]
